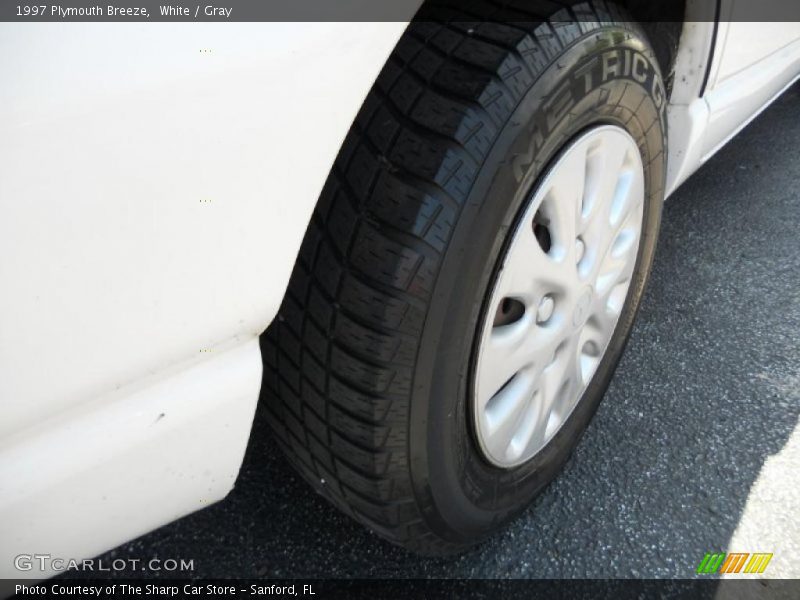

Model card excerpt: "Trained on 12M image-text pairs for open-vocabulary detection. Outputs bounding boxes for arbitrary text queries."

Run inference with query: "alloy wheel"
[473,125,645,468]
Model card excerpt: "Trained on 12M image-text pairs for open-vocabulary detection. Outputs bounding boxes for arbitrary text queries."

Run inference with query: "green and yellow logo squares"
[697,552,773,574]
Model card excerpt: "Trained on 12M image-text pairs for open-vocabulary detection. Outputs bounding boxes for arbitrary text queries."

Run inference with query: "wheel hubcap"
[473,125,645,468]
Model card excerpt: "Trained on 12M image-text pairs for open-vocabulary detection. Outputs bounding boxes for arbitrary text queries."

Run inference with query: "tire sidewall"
[409,26,668,543]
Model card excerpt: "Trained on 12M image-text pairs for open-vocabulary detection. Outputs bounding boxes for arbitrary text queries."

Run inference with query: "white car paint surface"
[0,21,410,578]
[1,15,799,579]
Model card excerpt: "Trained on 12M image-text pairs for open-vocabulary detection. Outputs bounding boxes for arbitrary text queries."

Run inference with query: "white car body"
[1,3,799,577]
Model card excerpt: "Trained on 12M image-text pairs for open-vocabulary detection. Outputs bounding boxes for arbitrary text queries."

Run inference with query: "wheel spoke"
[579,134,643,283]
[541,148,587,262]
[493,226,574,301]
[475,315,535,408]
[585,134,635,230]
[587,293,620,344]
[478,372,537,460]
[535,334,581,445]
[577,318,614,385]
[595,192,643,297]
[505,396,541,462]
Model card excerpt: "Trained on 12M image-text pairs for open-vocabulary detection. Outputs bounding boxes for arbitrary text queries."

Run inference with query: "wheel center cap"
[572,287,593,327]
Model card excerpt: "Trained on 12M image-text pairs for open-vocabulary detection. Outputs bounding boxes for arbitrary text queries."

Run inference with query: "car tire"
[262,1,667,554]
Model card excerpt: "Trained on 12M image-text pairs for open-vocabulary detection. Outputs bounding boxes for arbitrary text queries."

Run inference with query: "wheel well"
[413,0,688,97]
[621,0,687,96]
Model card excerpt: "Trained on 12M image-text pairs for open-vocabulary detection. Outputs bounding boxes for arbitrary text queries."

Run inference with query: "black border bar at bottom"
[3,578,799,600]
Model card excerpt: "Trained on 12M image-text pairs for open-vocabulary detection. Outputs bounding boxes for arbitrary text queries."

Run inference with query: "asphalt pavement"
[93,82,800,579]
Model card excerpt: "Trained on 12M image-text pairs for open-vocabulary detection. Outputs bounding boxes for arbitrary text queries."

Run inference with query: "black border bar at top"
[2,0,800,22]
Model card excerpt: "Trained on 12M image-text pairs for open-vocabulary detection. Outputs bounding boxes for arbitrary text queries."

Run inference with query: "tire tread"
[263,1,639,553]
